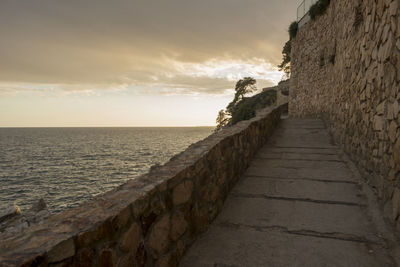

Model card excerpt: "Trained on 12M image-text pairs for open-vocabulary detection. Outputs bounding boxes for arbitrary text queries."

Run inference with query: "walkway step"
[251,158,348,169]
[180,226,390,267]
[246,165,355,182]
[259,147,339,155]
[214,196,377,241]
[256,152,342,161]
[233,176,362,204]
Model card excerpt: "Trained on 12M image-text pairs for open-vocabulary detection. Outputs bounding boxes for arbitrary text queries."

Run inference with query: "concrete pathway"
[180,118,395,267]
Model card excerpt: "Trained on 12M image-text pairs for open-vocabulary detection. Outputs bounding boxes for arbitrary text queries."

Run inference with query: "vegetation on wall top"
[278,21,298,77]
[288,21,298,39]
[278,0,331,77]
[309,0,331,20]
[215,78,277,131]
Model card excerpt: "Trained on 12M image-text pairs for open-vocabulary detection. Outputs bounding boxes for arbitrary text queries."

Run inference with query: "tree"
[278,21,298,78]
[278,40,291,77]
[215,77,257,131]
[215,109,229,132]
[226,77,257,115]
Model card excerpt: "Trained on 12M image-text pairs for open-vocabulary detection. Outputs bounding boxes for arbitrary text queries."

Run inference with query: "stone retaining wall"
[290,0,400,227]
[263,80,290,106]
[0,104,286,266]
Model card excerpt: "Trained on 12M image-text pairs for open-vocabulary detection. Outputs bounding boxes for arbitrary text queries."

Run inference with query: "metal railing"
[297,0,318,21]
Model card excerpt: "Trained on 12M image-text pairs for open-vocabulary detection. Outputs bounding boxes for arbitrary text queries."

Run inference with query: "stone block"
[132,195,150,219]
[77,222,108,247]
[120,222,140,253]
[171,212,187,241]
[117,254,134,267]
[393,188,400,220]
[374,115,385,131]
[111,206,132,235]
[389,1,398,17]
[141,211,158,237]
[394,138,400,170]
[176,240,186,258]
[157,253,171,267]
[149,195,166,216]
[75,248,94,267]
[99,248,116,267]
[199,208,209,231]
[173,181,193,205]
[391,16,397,34]
[382,24,391,44]
[398,17,400,38]
[394,101,400,118]
[389,121,398,143]
[384,35,394,62]
[149,215,170,257]
[47,238,75,263]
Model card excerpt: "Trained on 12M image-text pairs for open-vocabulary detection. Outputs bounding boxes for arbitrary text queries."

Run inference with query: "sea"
[0,127,213,214]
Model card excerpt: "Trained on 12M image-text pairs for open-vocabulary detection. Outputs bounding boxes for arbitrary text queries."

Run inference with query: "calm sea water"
[0,127,213,214]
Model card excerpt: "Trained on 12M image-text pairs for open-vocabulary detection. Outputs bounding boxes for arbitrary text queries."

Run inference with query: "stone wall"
[0,104,286,266]
[290,0,400,226]
[263,80,290,106]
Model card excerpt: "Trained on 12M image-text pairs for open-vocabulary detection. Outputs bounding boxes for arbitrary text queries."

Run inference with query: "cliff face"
[290,0,400,226]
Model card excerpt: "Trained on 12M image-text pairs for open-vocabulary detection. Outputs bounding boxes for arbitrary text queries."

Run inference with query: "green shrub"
[278,39,292,76]
[230,102,255,125]
[309,4,319,20]
[278,0,330,77]
[278,21,297,77]
[230,89,277,125]
[309,0,331,20]
[288,21,298,39]
[215,79,277,131]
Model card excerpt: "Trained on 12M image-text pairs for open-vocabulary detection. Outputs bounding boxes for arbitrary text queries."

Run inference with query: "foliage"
[278,21,298,77]
[288,21,298,39]
[278,40,292,76]
[215,109,230,132]
[309,0,331,20]
[278,0,330,76]
[278,79,289,85]
[230,89,277,125]
[215,77,277,131]
[278,0,330,77]
[226,77,257,115]
[230,101,255,125]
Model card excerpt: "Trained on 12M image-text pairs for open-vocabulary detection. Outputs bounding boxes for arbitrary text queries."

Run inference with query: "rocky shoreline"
[0,199,51,235]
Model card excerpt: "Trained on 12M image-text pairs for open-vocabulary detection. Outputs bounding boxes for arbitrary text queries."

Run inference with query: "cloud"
[0,0,298,94]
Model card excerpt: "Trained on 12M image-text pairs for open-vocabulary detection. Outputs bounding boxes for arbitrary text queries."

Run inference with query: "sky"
[0,0,301,127]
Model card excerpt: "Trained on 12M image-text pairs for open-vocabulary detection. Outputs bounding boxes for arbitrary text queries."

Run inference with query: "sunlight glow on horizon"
[0,59,284,127]
[0,86,234,127]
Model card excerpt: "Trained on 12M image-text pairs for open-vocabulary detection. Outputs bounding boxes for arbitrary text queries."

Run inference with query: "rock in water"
[0,205,21,223]
[25,198,50,224]
[0,199,51,234]
[30,198,47,212]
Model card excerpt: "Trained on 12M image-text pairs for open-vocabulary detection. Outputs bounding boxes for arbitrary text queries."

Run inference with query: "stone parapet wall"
[0,104,286,266]
[263,80,290,106]
[290,1,400,226]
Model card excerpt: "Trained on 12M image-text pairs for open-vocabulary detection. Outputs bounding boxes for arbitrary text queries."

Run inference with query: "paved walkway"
[180,118,395,267]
